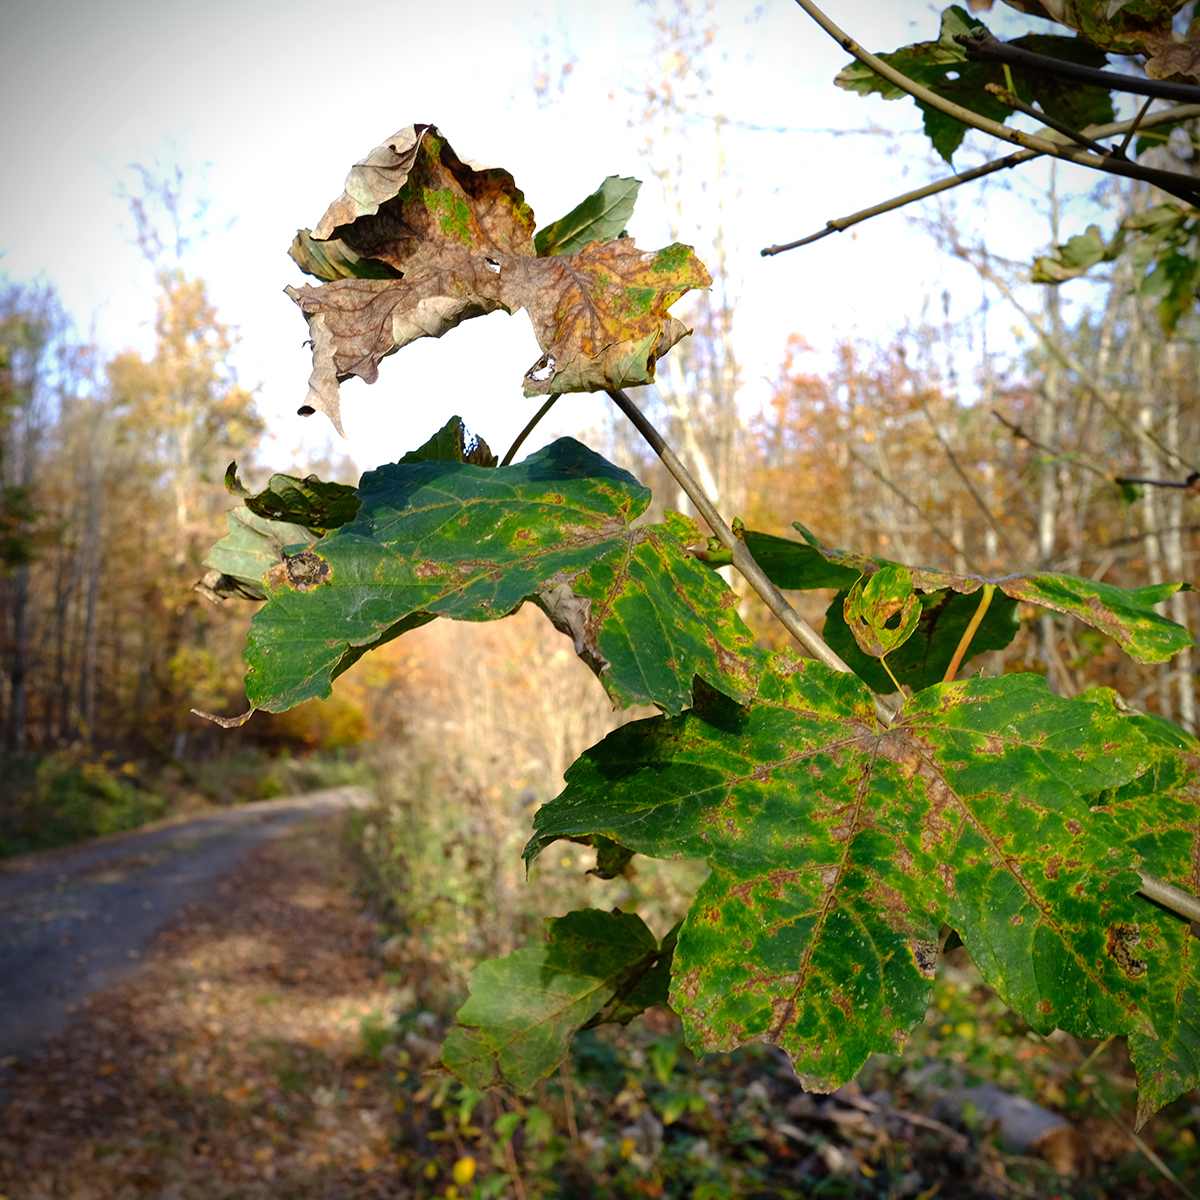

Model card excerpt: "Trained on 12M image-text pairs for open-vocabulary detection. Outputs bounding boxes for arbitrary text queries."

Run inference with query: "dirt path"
[0,787,373,1073]
[0,796,419,1200]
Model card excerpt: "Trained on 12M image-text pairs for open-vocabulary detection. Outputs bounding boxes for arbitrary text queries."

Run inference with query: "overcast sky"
[1,0,1103,472]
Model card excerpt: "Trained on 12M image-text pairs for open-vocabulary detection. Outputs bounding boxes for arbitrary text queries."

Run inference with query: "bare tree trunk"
[1038,169,1062,692]
[1160,358,1195,732]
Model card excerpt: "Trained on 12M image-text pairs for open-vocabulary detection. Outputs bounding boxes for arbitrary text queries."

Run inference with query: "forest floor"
[0,809,410,1200]
[1,802,1197,1200]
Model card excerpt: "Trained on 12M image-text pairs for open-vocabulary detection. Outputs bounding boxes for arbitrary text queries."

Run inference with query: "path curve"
[0,786,374,1073]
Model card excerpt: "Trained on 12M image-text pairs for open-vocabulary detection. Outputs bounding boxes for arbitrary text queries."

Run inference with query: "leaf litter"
[3,805,1198,1198]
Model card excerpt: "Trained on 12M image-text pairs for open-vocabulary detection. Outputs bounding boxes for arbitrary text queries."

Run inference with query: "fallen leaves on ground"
[0,816,409,1199]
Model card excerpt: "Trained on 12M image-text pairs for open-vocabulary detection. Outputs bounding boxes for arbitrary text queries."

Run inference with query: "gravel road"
[0,786,374,1077]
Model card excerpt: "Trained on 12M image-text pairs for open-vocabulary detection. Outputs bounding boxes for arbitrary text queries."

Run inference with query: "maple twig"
[991,410,1117,483]
[761,104,1200,256]
[943,584,995,682]
[501,394,560,467]
[960,28,1200,106]
[793,0,1200,206]
[985,84,1111,156]
[605,387,898,724]
[761,149,1036,255]
[1116,98,1155,158]
[1115,471,1200,490]
[1137,872,1200,924]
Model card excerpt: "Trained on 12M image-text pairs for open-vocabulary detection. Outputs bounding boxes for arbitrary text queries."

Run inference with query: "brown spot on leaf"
[1045,854,1061,882]
[1036,1000,1053,1015]
[1107,924,1148,978]
[266,548,332,592]
[1066,819,1083,835]
[910,939,938,978]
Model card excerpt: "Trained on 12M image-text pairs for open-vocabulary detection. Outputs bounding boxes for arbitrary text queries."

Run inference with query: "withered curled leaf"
[287,124,709,431]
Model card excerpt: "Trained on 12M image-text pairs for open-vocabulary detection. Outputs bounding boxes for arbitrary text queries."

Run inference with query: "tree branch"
[762,104,1200,256]
[762,149,1037,255]
[792,0,1200,206]
[984,84,1110,156]
[991,410,1118,483]
[913,389,1024,563]
[1137,871,1200,925]
[605,387,898,724]
[960,28,1200,106]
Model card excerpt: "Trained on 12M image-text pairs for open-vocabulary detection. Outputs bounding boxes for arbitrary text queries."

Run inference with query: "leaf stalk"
[605,387,898,725]
[942,584,995,683]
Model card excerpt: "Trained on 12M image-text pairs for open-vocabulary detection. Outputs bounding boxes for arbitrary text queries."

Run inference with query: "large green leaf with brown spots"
[519,656,1165,1094]
[240,436,762,717]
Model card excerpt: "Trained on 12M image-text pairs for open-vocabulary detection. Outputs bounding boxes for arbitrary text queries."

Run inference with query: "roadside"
[0,786,373,1077]
[0,804,409,1200]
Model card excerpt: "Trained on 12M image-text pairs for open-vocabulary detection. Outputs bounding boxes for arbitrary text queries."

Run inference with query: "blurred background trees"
[1,0,1195,863]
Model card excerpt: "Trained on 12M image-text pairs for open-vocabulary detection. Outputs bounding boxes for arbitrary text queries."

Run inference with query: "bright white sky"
[1,0,1107,474]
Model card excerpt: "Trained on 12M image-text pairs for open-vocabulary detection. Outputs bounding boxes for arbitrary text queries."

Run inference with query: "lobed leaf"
[198,507,313,602]
[835,6,1113,163]
[527,658,1157,1091]
[440,909,673,1092]
[999,0,1196,72]
[842,564,921,659]
[243,436,762,715]
[825,586,1020,693]
[1083,741,1200,1125]
[285,125,707,432]
[289,229,402,282]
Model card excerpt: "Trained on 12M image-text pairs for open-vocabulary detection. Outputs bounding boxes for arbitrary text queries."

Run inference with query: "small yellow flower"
[452,1156,476,1186]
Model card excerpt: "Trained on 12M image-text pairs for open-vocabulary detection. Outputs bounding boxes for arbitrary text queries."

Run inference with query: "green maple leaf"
[440,909,674,1093]
[527,657,1156,1091]
[241,435,762,716]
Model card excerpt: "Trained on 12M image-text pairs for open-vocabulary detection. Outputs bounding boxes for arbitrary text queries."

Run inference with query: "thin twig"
[961,28,1200,106]
[1115,472,1200,490]
[559,1059,579,1145]
[761,104,1200,256]
[845,444,980,571]
[992,410,1117,483]
[762,149,1037,255]
[793,0,1200,206]
[913,389,1023,562]
[501,394,560,467]
[960,249,1197,473]
[1061,1038,1199,1199]
[837,1093,970,1152]
[605,387,898,725]
[985,84,1111,156]
[1117,97,1155,158]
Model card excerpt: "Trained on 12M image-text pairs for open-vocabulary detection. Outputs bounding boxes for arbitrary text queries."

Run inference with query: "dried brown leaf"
[287,124,708,430]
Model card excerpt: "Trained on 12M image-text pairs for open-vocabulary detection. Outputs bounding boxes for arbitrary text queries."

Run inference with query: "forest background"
[2,0,1199,1193]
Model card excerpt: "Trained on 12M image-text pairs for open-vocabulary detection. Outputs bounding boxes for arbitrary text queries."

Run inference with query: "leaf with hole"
[285,125,707,432]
